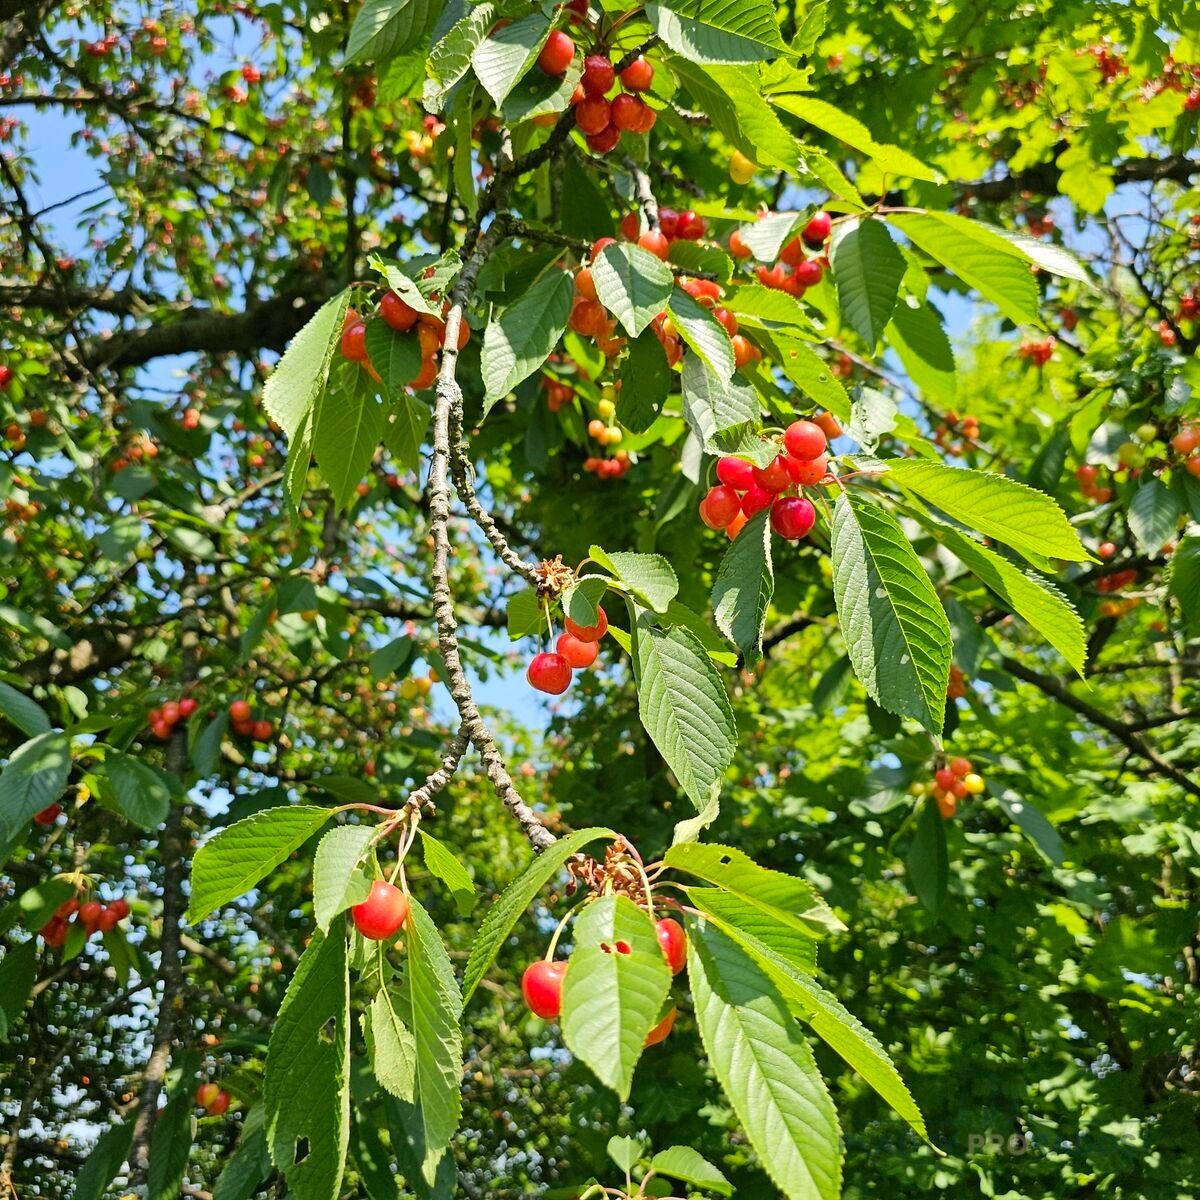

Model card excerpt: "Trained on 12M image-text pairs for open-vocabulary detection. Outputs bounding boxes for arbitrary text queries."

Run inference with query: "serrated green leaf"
[589,546,679,612]
[633,617,736,810]
[832,218,905,351]
[650,1146,732,1196]
[419,830,477,915]
[712,508,773,662]
[618,330,672,433]
[937,525,1086,674]
[212,1107,270,1200]
[364,987,417,1101]
[365,320,423,396]
[726,285,819,337]
[425,3,495,110]
[506,587,549,640]
[1127,478,1181,554]
[666,842,843,937]
[607,1135,645,1173]
[482,269,575,408]
[462,828,616,1003]
[0,938,38,1039]
[685,886,818,974]
[889,213,1042,329]
[687,918,843,1200]
[263,290,350,442]
[312,824,375,932]
[830,492,951,734]
[264,929,350,1200]
[346,0,438,64]
[471,12,552,107]
[767,335,852,420]
[647,0,788,64]
[0,681,51,739]
[906,797,948,913]
[593,243,674,338]
[0,730,71,844]
[680,354,760,450]
[188,806,333,923]
[101,751,172,830]
[887,299,956,404]
[1168,536,1200,635]
[668,241,733,283]
[667,288,735,382]
[313,370,387,510]
[561,895,672,1099]
[147,1092,194,1200]
[887,459,1090,564]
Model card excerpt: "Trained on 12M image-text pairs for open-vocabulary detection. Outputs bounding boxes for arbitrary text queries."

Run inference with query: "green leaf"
[0,681,51,738]
[101,752,172,830]
[312,824,375,932]
[482,269,575,408]
[889,213,1042,329]
[1127,478,1181,554]
[369,635,415,679]
[564,576,609,631]
[668,240,734,283]
[72,1120,134,1200]
[994,788,1065,865]
[667,287,735,382]
[188,806,333,923]
[462,828,616,1003]
[886,459,1090,564]
[685,886,817,974]
[589,546,679,612]
[561,895,672,1099]
[831,218,905,351]
[726,284,819,337]
[314,371,387,510]
[848,387,898,453]
[886,299,956,404]
[607,1135,645,1173]
[506,587,549,640]
[618,330,671,433]
[593,243,674,337]
[712,507,773,662]
[366,320,423,395]
[772,95,940,182]
[767,335,852,420]
[830,492,951,734]
[346,0,438,64]
[680,354,760,451]
[212,1107,270,1200]
[687,918,843,1200]
[471,12,551,107]
[0,730,71,844]
[148,1092,194,1200]
[937,525,1086,674]
[425,3,495,110]
[400,897,464,1173]
[264,929,350,1200]
[666,842,843,937]
[419,829,477,915]
[736,211,800,261]
[0,938,39,1037]
[988,223,1091,284]
[501,56,582,124]
[373,261,439,317]
[906,798,948,913]
[647,0,788,64]
[1168,536,1200,635]
[364,986,417,1101]
[650,1146,732,1196]
[263,290,350,442]
[633,616,737,810]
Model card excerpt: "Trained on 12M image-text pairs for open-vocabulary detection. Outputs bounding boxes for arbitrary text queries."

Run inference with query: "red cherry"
[586,125,620,154]
[950,757,972,778]
[151,720,173,741]
[698,496,725,529]
[770,497,816,540]
[656,918,687,973]
[97,907,120,933]
[233,717,254,737]
[570,297,607,337]
[644,1006,676,1046]
[41,917,68,948]
[229,699,251,722]
[380,291,418,332]
[79,901,103,931]
[729,229,751,259]
[1097,541,1116,559]
[108,897,130,920]
[783,419,828,460]
[801,210,832,246]
[704,484,741,526]
[522,959,569,1018]
[252,719,273,741]
[633,103,656,133]
[352,880,410,940]
[779,238,804,267]
[785,453,828,486]
[537,30,575,76]
[581,54,614,95]
[716,456,756,490]
[0,365,12,389]
[591,236,617,259]
[34,804,62,825]
[178,697,197,718]
[741,484,774,518]
[620,210,642,240]
[207,1090,231,1116]
[575,94,611,135]
[564,606,607,642]
[619,55,654,92]
[658,208,679,238]
[56,898,79,919]
[161,701,181,725]
[527,651,573,694]
[637,229,670,260]
[610,92,643,131]
[196,1082,220,1109]
[935,767,956,790]
[713,307,738,337]
[752,455,791,493]
[675,210,706,240]
[556,631,599,669]
[792,258,823,287]
[341,321,368,362]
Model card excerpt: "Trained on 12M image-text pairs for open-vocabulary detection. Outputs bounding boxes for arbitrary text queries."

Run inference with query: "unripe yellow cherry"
[605,427,623,445]
[963,773,985,795]
[729,149,755,184]
[598,398,616,418]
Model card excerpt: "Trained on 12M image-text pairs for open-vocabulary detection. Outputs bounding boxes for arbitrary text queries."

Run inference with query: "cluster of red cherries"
[340,291,469,390]
[228,698,275,742]
[729,211,832,298]
[536,28,657,154]
[195,1082,232,1117]
[526,607,608,695]
[40,894,131,948]
[929,757,986,819]
[1074,463,1114,505]
[147,695,197,740]
[1018,337,1056,366]
[522,914,685,1047]
[698,417,838,541]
